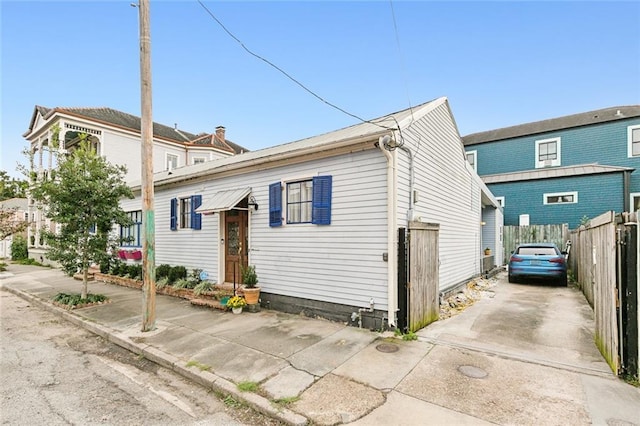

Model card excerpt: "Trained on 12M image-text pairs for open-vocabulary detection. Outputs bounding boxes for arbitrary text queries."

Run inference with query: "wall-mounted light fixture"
[248,195,259,210]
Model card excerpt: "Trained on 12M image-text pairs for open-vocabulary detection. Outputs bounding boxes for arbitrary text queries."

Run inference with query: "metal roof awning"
[196,187,251,215]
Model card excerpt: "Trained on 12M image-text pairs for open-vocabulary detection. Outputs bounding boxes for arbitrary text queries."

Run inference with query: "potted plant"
[484,247,491,256]
[227,295,246,314]
[241,264,260,305]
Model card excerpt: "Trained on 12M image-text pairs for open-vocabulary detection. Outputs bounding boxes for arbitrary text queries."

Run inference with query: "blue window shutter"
[269,182,282,227]
[170,198,177,231]
[312,176,332,225]
[191,195,202,230]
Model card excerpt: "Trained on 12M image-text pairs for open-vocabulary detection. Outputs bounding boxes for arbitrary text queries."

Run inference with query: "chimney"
[215,126,226,146]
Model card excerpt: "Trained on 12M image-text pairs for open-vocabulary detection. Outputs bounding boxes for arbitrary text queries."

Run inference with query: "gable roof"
[482,163,634,184]
[130,97,449,190]
[463,105,640,146]
[25,106,246,154]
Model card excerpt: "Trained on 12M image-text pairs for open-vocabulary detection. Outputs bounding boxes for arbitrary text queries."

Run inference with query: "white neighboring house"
[22,105,246,263]
[121,97,503,330]
[0,198,28,259]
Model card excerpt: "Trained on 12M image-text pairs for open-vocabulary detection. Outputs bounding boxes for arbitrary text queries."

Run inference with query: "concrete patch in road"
[333,338,433,390]
[262,366,315,399]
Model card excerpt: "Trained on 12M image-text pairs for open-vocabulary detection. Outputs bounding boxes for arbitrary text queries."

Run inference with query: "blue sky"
[2,1,639,178]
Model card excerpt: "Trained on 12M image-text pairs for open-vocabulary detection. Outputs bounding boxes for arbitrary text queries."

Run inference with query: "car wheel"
[508,273,517,283]
[558,274,568,287]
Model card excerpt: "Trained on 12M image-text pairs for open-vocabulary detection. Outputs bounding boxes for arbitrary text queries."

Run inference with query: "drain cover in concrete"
[457,365,488,379]
[376,343,399,353]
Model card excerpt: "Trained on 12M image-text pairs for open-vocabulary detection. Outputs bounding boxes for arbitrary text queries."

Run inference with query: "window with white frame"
[120,210,142,247]
[269,176,332,226]
[543,191,577,205]
[631,193,640,212]
[535,137,561,168]
[192,157,206,165]
[170,196,202,231]
[287,180,313,224]
[628,125,640,157]
[466,150,477,171]
[166,153,178,171]
[495,196,505,207]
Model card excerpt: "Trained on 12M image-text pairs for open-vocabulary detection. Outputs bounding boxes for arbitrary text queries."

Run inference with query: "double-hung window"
[120,210,142,247]
[170,195,202,230]
[166,153,178,171]
[535,137,561,168]
[269,176,332,226]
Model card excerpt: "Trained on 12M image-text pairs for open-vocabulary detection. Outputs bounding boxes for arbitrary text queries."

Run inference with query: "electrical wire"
[196,0,398,132]
[389,0,415,127]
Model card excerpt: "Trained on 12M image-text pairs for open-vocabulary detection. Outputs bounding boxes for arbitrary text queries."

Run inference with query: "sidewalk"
[2,264,639,425]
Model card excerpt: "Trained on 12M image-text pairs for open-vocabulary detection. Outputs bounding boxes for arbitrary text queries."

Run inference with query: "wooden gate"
[503,224,569,264]
[408,221,439,332]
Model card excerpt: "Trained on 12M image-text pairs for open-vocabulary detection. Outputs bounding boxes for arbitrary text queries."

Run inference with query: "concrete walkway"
[2,264,639,425]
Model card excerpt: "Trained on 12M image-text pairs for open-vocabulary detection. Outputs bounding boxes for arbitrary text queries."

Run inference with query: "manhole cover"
[458,365,488,379]
[376,343,399,353]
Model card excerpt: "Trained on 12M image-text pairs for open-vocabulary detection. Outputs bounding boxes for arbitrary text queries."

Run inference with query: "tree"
[0,171,28,201]
[30,137,134,298]
[0,208,28,240]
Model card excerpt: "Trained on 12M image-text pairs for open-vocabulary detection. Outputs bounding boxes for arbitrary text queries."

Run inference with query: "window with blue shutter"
[191,195,202,230]
[170,198,177,231]
[312,176,332,225]
[269,182,282,227]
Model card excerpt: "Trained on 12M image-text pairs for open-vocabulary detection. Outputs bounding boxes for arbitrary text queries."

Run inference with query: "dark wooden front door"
[225,210,248,283]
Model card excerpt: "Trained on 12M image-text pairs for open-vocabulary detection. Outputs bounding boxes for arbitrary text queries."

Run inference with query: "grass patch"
[273,396,300,406]
[222,395,243,408]
[394,329,418,341]
[186,360,211,371]
[237,381,259,392]
[622,374,639,387]
[14,258,48,267]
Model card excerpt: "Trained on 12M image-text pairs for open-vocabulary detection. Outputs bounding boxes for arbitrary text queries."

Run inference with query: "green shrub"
[172,278,190,289]
[0,262,7,272]
[10,235,28,260]
[53,292,108,307]
[168,265,187,284]
[156,276,169,289]
[193,280,213,295]
[156,264,172,280]
[127,264,142,280]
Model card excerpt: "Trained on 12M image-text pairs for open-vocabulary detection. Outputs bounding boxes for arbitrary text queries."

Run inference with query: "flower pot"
[232,307,242,315]
[243,287,260,305]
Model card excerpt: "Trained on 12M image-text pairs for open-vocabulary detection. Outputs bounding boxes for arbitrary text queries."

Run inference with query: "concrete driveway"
[404,271,639,426]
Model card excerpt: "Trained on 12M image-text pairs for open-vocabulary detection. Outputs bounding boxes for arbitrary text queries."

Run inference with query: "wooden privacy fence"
[568,211,619,373]
[503,224,569,264]
[408,221,439,332]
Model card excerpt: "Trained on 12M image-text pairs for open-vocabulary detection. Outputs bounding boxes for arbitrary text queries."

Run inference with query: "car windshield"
[517,247,557,256]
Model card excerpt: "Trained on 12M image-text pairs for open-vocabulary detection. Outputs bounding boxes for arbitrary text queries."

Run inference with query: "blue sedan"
[508,243,568,286]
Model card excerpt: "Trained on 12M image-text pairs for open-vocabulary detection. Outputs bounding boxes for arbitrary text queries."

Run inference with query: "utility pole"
[138,0,156,331]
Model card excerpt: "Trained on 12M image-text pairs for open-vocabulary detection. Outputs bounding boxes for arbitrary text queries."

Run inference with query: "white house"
[121,97,503,330]
[22,105,246,262]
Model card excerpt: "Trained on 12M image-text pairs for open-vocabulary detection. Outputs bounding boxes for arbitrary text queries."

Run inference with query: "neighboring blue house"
[462,106,640,228]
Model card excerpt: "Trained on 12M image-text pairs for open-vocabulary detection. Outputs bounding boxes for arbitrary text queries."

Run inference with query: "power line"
[195,0,397,131]
[389,0,415,126]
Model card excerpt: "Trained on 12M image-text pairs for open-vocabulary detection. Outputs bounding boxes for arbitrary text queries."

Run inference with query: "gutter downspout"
[378,140,397,328]
[624,170,631,212]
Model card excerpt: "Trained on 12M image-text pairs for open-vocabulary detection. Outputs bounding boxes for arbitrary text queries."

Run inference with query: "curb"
[0,283,308,426]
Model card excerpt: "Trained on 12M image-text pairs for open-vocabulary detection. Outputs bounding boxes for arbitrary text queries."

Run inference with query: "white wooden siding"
[126,148,390,310]
[399,102,481,291]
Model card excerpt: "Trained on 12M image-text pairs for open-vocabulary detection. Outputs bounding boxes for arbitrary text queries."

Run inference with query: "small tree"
[0,208,28,240]
[30,137,133,298]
